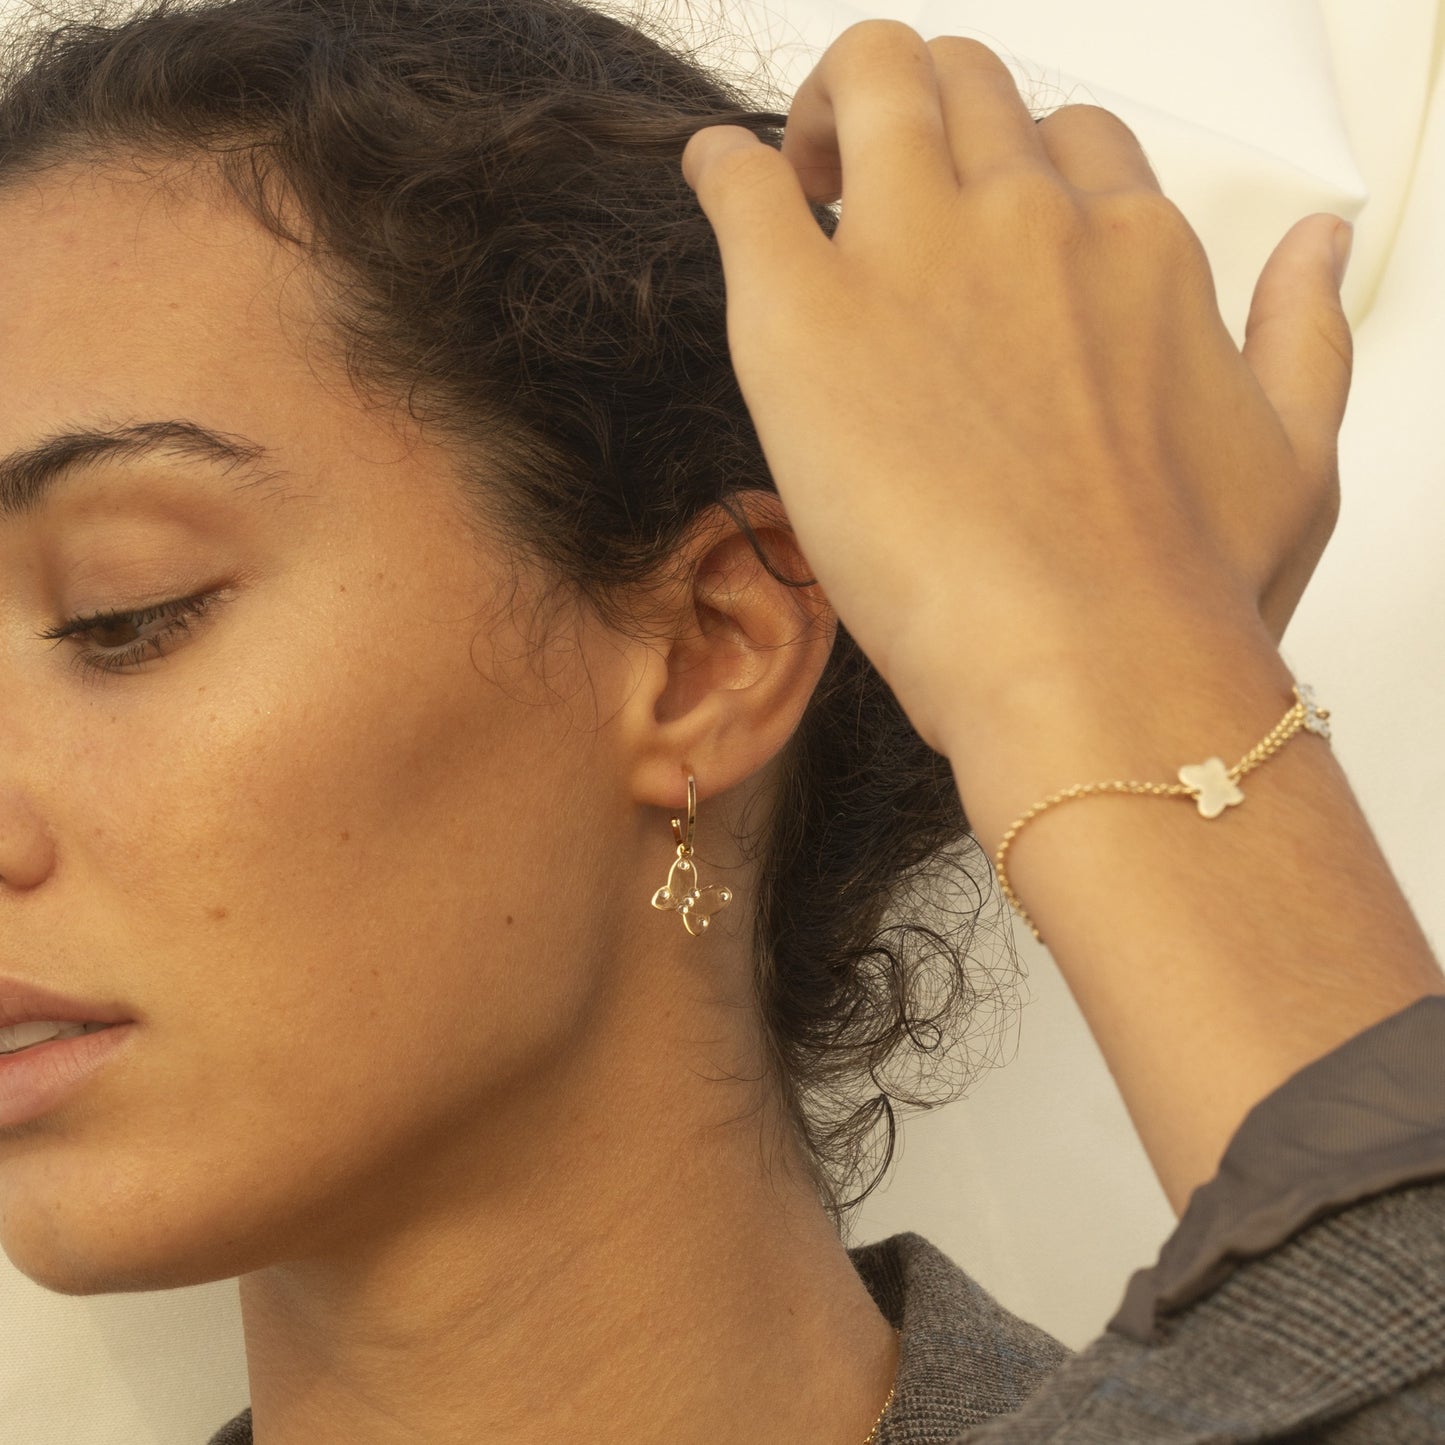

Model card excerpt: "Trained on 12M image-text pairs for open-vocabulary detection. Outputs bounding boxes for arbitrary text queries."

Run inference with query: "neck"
[235,1021,900,1444]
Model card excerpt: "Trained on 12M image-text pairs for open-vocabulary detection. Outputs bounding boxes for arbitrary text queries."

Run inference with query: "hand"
[680,22,1353,760]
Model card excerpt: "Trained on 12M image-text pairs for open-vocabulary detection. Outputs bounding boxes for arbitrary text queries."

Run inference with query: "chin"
[0,1184,278,1296]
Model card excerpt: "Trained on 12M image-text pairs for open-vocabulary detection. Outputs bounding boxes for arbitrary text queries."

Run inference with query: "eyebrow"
[0,419,296,519]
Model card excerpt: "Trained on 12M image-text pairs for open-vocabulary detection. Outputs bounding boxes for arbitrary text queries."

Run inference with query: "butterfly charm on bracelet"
[1177,756,1245,819]
[651,848,733,936]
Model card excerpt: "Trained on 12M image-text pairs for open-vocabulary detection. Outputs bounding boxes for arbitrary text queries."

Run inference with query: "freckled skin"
[0,161,893,1443]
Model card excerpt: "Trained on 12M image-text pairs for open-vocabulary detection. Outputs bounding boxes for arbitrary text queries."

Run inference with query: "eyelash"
[35,591,221,680]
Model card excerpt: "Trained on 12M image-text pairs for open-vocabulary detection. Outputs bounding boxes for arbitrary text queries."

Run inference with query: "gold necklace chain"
[862,1329,902,1445]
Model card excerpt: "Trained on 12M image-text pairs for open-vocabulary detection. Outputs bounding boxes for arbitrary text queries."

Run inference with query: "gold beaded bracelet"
[993,683,1333,947]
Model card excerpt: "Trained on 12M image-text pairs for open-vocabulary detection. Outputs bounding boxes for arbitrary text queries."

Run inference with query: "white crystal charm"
[1178,756,1245,819]
[1295,683,1332,739]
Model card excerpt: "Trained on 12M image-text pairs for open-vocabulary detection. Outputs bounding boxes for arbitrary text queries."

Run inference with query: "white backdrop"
[2,1,1442,1439]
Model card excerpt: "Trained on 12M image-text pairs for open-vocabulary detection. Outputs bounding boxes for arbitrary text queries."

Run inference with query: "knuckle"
[1091,187,1191,244]
[1038,106,1160,184]
[834,17,927,60]
[1042,102,1137,136]
[925,34,1005,65]
[926,35,1022,91]
[978,167,1080,230]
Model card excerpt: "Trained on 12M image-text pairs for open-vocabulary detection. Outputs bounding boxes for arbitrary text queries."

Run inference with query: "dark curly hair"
[0,0,1024,1238]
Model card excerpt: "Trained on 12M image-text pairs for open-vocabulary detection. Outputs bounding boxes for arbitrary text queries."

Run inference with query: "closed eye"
[35,590,223,681]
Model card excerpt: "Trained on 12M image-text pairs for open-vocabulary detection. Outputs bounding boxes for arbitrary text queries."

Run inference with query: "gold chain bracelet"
[993,682,1333,947]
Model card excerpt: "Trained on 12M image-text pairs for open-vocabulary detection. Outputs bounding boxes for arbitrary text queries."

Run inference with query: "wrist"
[941,611,1297,858]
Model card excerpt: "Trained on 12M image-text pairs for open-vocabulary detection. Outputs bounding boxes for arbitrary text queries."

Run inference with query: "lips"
[0,1021,136,1128]
[0,977,134,1030]
[0,1019,116,1056]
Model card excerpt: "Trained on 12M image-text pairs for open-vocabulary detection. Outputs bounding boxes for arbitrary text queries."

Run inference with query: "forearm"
[944,613,1445,1216]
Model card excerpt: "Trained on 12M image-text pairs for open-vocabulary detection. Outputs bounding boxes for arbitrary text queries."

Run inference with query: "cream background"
[0,0,1441,1438]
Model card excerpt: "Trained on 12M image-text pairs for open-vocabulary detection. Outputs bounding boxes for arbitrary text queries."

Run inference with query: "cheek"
[82,608,601,1030]
[75,584,544,921]
[5,614,619,1292]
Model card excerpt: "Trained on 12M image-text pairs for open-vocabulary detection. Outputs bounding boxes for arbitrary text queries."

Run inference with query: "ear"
[622,493,837,816]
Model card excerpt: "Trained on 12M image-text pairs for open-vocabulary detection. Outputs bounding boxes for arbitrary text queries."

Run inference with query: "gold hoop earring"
[650,769,733,936]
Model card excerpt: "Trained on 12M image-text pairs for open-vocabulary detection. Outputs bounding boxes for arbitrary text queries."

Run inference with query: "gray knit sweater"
[207,995,1445,1443]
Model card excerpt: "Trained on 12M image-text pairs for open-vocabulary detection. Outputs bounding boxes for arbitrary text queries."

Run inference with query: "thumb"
[1240,212,1355,485]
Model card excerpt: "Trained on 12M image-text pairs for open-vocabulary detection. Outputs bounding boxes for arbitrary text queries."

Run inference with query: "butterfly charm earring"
[650,770,733,936]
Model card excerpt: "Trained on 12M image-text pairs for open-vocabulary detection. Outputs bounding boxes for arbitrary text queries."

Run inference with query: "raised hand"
[680,21,1353,767]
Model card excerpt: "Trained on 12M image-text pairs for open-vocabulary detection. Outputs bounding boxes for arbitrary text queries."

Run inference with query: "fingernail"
[1332,221,1355,287]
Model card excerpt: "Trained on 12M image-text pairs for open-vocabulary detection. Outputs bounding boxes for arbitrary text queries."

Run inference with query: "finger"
[1240,213,1354,486]
[1034,104,1164,195]
[776,20,959,210]
[922,35,1053,181]
[679,123,835,325]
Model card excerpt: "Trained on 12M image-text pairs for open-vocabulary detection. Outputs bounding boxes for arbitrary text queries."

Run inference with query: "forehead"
[0,160,319,403]
[0,158,455,523]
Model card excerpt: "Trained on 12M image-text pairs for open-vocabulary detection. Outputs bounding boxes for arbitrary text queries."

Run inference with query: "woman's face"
[0,158,811,1295]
